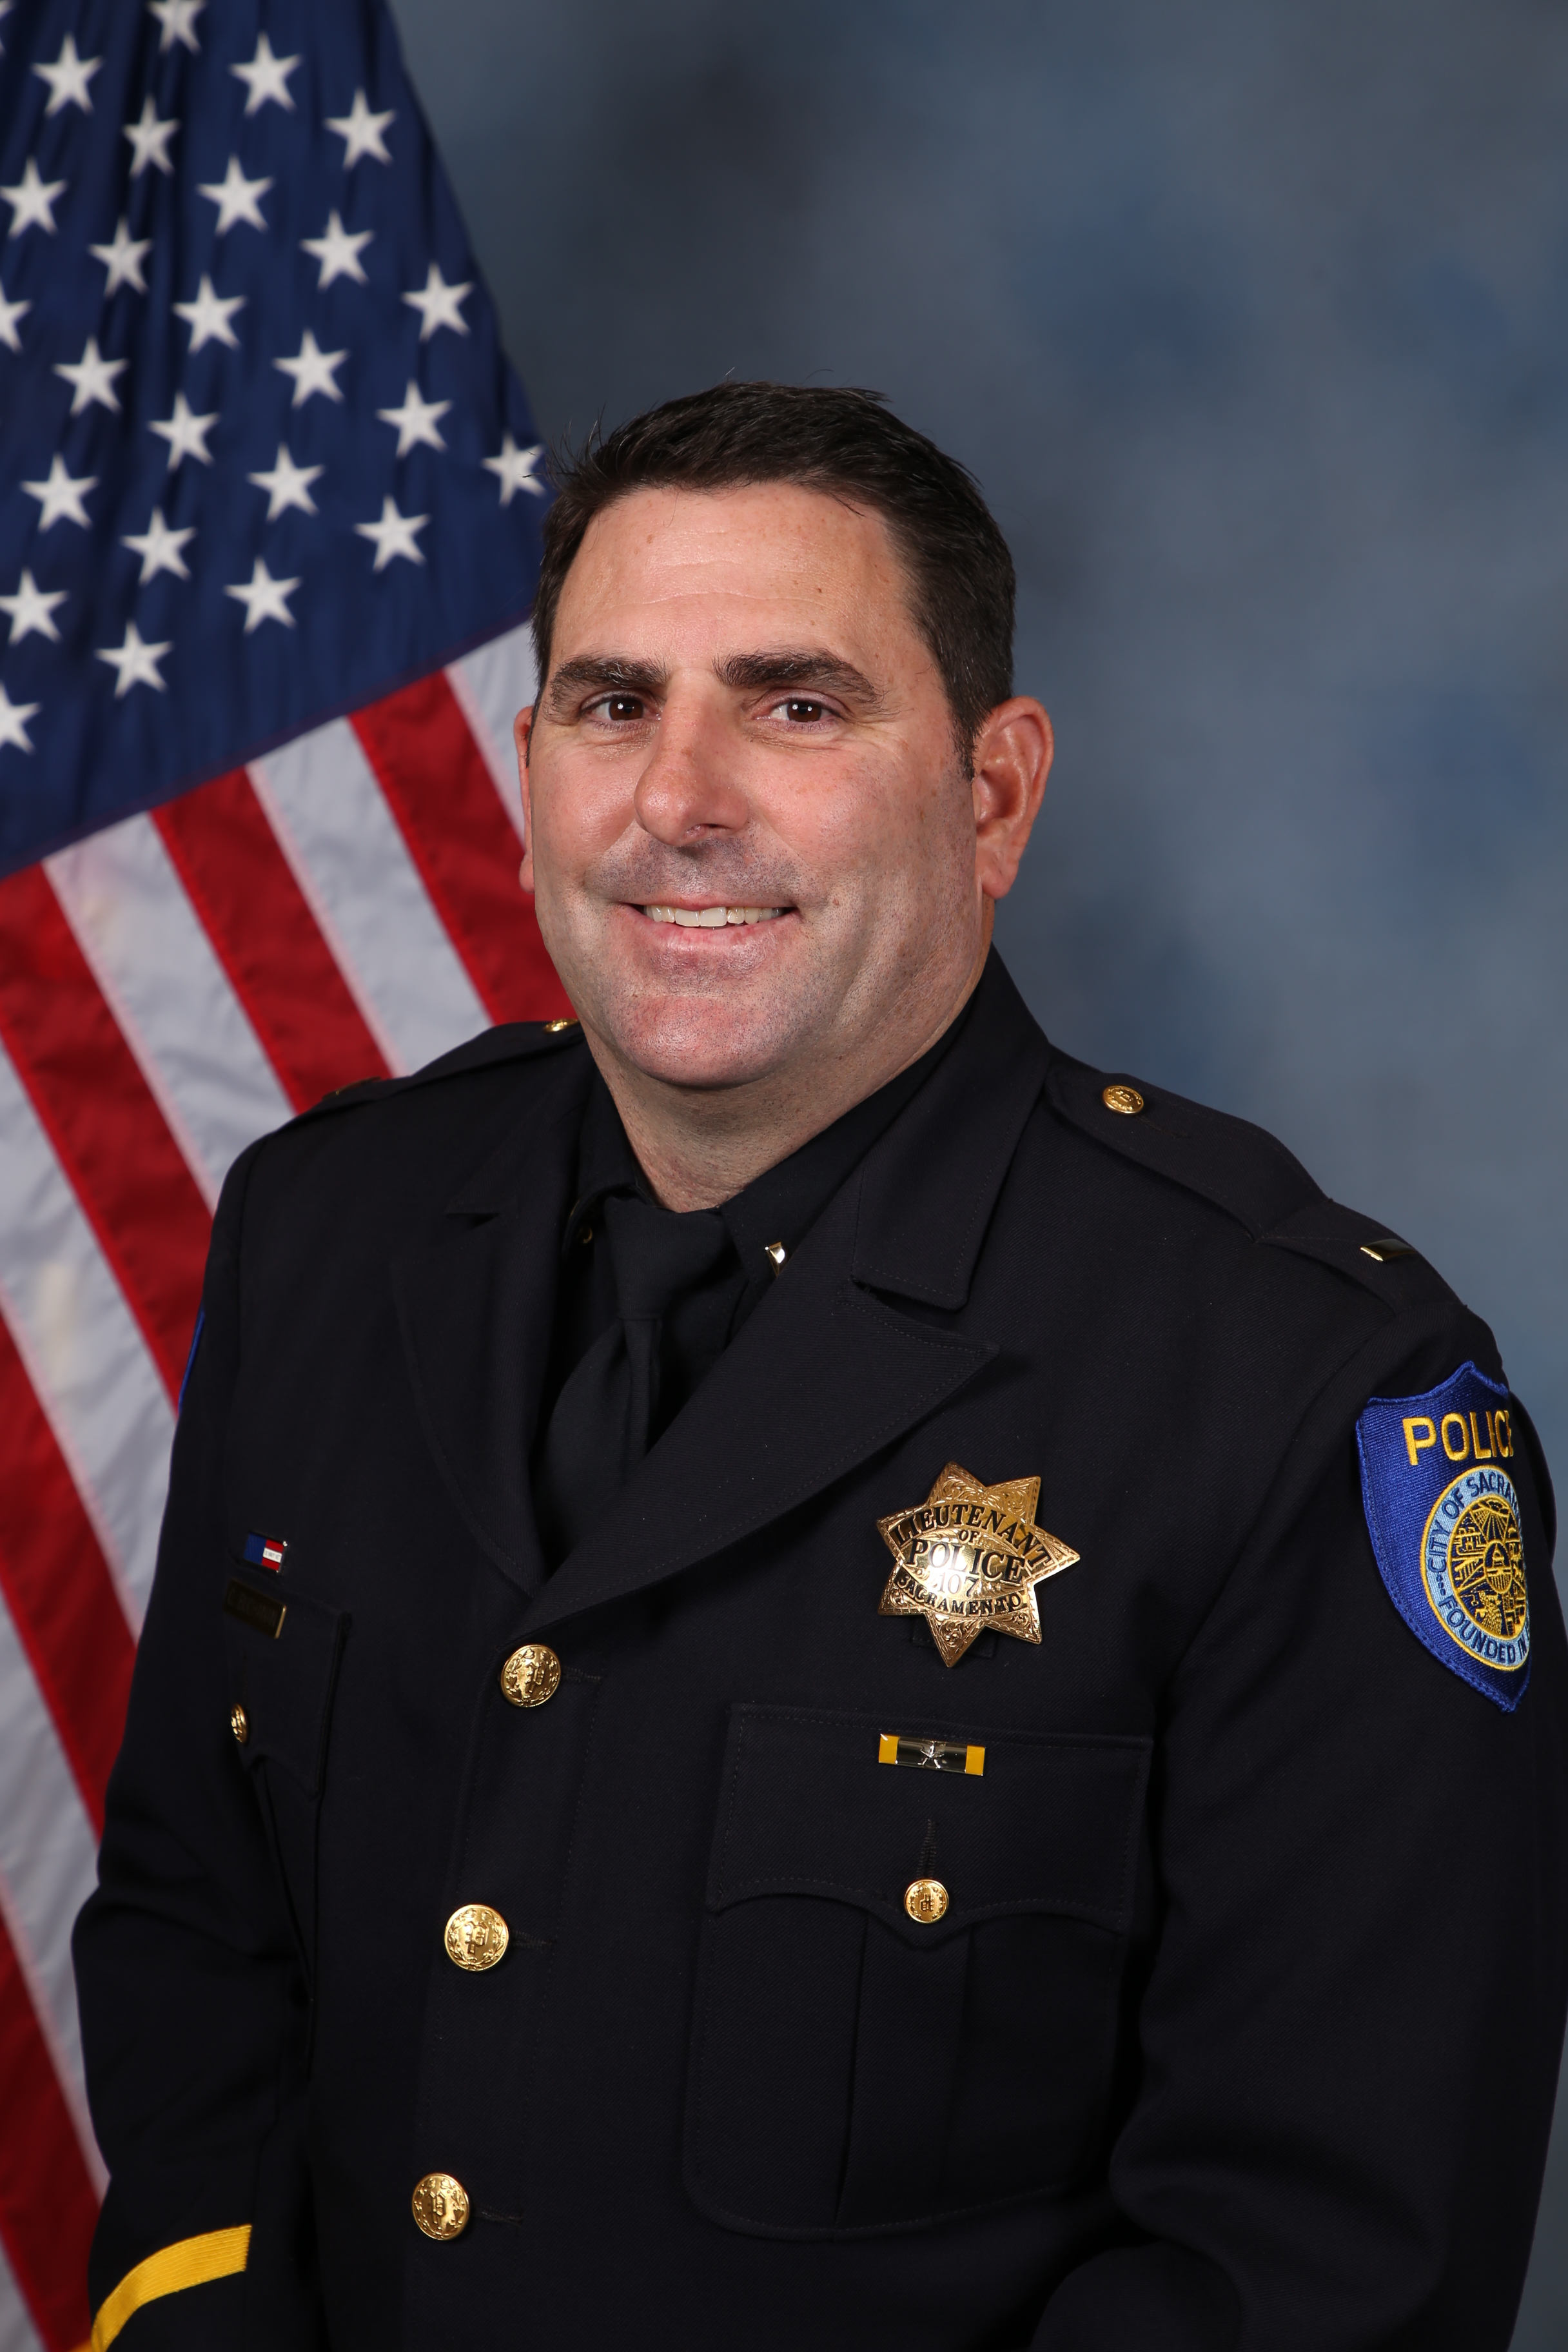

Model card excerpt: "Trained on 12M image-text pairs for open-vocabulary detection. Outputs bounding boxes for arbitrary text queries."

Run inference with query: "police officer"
[75,382,1568,2351]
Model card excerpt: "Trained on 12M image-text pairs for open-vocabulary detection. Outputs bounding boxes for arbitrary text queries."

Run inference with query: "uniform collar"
[396,950,1052,1614]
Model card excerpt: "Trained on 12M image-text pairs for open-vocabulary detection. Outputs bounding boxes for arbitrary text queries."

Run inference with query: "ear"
[970,697,1053,901]
[513,705,534,892]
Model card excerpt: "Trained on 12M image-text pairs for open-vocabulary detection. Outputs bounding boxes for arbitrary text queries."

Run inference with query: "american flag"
[0,5,565,2344]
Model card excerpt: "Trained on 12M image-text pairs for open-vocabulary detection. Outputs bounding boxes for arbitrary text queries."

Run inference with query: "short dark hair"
[531,382,1015,770]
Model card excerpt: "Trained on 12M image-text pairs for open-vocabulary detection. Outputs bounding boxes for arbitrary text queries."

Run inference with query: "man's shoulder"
[220,1017,590,1244]
[296,1015,585,1126]
[1039,1044,1459,1315]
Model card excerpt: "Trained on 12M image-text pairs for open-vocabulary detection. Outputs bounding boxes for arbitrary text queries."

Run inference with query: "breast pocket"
[684,1703,1150,2238]
[222,1570,349,1981]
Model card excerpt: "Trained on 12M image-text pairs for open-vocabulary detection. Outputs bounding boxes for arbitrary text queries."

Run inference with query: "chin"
[605,995,806,1093]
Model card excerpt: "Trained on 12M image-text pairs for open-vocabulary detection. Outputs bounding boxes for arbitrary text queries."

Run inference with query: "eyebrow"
[714,649,885,710]
[543,647,886,719]
[544,656,668,716]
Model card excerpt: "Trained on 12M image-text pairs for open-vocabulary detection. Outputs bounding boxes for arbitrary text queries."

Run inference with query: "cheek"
[774,756,951,878]
[532,756,627,870]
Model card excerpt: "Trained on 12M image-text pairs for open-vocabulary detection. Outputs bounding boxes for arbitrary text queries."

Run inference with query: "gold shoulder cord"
[90,2224,251,2351]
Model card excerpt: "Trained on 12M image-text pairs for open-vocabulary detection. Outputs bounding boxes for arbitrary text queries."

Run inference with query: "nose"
[632,684,750,847]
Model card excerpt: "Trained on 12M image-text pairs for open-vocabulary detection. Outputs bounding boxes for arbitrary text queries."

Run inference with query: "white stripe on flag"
[250,720,489,1075]
[0,2244,47,2352]
[45,818,293,1211]
[447,621,536,845]
[0,1039,173,1627]
[0,1585,106,2191]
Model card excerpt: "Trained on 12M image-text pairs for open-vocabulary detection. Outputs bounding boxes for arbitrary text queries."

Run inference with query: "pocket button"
[905,1877,949,1923]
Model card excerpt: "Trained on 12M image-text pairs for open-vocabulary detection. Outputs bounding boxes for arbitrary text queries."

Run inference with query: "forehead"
[553,481,923,663]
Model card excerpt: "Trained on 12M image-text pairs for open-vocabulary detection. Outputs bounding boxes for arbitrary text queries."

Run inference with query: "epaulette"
[1046,1051,1455,1309]
[295,1017,584,1126]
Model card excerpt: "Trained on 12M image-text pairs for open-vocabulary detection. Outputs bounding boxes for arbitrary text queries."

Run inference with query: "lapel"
[522,954,1053,1639]
[392,1046,595,1594]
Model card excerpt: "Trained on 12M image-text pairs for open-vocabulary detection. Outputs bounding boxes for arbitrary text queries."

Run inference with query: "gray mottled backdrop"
[388,1,1568,2335]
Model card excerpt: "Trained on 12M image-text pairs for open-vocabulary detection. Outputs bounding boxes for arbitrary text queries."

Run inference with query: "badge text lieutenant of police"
[77,383,1568,2351]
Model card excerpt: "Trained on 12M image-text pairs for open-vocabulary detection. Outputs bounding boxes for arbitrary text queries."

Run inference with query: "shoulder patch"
[1357,1362,1531,1710]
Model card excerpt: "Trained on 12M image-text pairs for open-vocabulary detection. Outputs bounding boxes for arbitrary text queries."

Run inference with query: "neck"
[585,944,989,1212]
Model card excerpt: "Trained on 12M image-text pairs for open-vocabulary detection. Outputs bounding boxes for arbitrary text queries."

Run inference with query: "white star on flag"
[377,380,451,456]
[54,335,128,415]
[274,329,348,406]
[302,210,373,289]
[149,0,205,54]
[356,495,428,571]
[122,507,195,584]
[2,159,67,237]
[483,433,547,505]
[173,274,245,352]
[21,454,96,529]
[0,286,30,350]
[199,155,271,234]
[248,443,324,520]
[96,620,172,696]
[402,262,471,340]
[33,33,102,116]
[0,681,41,752]
[225,556,300,632]
[90,216,152,295]
[326,88,395,168]
[0,570,66,644]
[150,391,218,470]
[122,94,178,178]
[231,32,300,115]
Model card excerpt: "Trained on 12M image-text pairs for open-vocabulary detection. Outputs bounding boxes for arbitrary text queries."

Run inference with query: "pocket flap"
[222,1572,348,1797]
[709,1705,1150,1939]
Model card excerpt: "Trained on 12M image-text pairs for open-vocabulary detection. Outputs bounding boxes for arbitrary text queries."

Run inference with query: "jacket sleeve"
[1032,1323,1568,2352]
[73,1140,328,2352]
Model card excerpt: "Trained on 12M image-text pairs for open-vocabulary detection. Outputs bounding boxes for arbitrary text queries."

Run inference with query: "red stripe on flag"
[154,769,391,1113]
[0,1907,97,2352]
[0,868,208,1402]
[0,1312,134,1832]
[351,673,571,1024]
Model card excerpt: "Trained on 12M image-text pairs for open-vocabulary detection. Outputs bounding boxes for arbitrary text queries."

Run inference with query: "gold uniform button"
[230,1703,249,1746]
[1101,1083,1144,1116]
[411,2172,469,2241]
[500,1642,561,1708]
[444,1903,509,1972]
[905,1877,950,1924]
[544,1017,577,1033]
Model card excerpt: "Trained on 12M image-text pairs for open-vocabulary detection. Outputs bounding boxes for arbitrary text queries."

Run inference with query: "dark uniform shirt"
[74,952,1568,2352]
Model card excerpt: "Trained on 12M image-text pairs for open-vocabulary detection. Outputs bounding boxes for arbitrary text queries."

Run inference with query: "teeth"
[642,905,783,926]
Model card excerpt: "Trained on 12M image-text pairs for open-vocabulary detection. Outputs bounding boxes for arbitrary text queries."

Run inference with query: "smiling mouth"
[638,904,788,927]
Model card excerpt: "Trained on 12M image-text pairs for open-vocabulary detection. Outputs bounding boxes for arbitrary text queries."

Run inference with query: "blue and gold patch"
[1357,1362,1529,1710]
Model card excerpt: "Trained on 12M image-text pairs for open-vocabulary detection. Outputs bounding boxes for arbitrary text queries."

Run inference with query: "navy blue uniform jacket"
[75,956,1568,2349]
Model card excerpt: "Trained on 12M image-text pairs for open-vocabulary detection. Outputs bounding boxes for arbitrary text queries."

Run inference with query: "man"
[76,382,1568,2351]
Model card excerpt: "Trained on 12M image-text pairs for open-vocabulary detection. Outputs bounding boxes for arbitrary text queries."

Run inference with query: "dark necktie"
[531,1188,738,1565]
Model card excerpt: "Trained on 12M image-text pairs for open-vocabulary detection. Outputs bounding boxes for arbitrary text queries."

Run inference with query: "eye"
[587,693,648,724]
[770,697,833,725]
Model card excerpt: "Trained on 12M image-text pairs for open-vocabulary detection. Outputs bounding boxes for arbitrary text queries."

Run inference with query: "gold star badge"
[877,1464,1080,1667]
